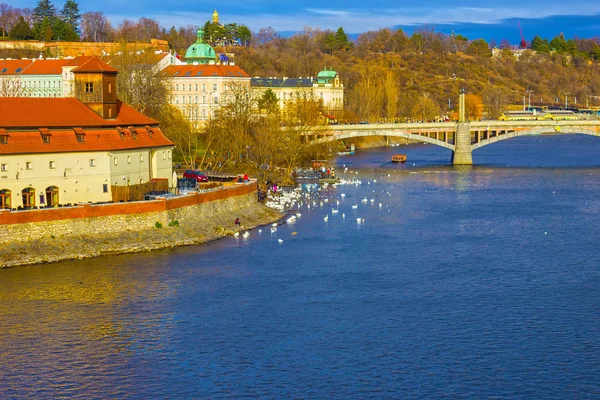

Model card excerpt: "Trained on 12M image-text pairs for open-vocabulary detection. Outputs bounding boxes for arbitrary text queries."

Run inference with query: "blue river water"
[1,134,600,399]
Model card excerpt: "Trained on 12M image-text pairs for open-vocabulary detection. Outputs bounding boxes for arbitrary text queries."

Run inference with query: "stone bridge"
[310,120,600,165]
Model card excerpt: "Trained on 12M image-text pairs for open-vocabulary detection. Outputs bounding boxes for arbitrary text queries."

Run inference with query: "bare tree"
[0,75,28,97]
[110,46,171,119]
[411,94,439,122]
[384,70,398,120]
[0,3,16,37]
[160,105,197,168]
[136,17,161,42]
[81,11,111,42]
[254,26,279,46]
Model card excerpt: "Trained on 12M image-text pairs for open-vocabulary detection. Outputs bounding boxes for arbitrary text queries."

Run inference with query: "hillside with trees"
[234,27,600,122]
[2,2,599,123]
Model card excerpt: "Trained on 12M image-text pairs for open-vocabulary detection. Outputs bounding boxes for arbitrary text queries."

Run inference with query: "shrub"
[155,221,163,229]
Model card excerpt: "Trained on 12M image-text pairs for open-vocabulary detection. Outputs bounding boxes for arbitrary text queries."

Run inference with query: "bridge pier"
[452,122,473,165]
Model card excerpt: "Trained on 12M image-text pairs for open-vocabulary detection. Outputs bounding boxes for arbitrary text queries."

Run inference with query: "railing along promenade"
[310,119,600,165]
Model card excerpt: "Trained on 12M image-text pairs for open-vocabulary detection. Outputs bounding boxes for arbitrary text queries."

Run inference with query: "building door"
[45,186,59,207]
[0,189,11,209]
[21,188,35,208]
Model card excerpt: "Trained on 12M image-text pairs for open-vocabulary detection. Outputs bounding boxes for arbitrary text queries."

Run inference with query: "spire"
[196,28,205,44]
[212,9,219,24]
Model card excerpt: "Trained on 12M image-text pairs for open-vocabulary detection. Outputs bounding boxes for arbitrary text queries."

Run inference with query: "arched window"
[0,189,11,209]
[45,186,59,207]
[21,187,35,209]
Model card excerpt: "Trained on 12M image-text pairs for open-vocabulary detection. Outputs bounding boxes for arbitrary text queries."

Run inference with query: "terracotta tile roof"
[0,59,34,75]
[0,127,173,155]
[0,98,157,128]
[21,59,69,75]
[72,56,117,73]
[161,64,250,78]
[63,56,94,67]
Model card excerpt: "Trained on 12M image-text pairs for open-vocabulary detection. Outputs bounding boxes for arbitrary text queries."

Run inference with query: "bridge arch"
[472,127,600,150]
[311,130,455,150]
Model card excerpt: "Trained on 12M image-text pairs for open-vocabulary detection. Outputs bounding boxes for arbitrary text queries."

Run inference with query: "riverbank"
[0,191,282,268]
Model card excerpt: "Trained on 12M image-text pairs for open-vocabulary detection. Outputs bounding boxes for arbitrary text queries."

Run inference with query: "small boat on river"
[392,154,407,163]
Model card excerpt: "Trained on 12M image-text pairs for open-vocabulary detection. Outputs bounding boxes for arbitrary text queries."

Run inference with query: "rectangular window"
[195,84,198,91]
[108,82,112,93]
[114,158,118,166]
[127,156,131,164]
[0,164,7,172]
[162,151,166,160]
[202,83,206,91]
[176,84,179,91]
[213,83,217,91]
[49,161,55,169]
[89,159,96,167]
[42,134,51,143]
[188,84,192,91]
[103,184,108,193]
[85,82,94,93]
[76,134,85,142]
[168,151,172,159]
[139,154,144,162]
[0,135,8,145]
[202,96,206,104]
[26,162,32,170]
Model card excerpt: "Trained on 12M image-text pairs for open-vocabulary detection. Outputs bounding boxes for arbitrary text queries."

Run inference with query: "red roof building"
[0,60,174,209]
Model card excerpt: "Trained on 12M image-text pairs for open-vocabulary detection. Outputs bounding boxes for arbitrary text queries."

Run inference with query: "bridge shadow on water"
[335,134,600,170]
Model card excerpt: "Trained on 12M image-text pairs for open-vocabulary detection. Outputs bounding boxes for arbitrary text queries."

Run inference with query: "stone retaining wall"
[0,183,257,244]
[0,183,283,268]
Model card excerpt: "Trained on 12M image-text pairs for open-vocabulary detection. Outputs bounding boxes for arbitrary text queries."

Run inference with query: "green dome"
[185,28,216,65]
[317,67,337,83]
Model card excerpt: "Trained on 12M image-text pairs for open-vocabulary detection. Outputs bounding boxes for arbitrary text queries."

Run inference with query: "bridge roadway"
[309,120,600,164]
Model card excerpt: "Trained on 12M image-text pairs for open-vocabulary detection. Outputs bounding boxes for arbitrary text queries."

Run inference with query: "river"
[1,134,599,399]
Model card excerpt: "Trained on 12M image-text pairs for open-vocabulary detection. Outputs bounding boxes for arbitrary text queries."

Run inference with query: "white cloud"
[305,9,350,18]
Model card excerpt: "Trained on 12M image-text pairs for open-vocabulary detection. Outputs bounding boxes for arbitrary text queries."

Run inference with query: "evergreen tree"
[202,19,227,46]
[323,32,336,53]
[550,34,568,53]
[237,25,251,46]
[34,16,53,41]
[531,35,551,53]
[257,89,279,114]
[334,27,350,50]
[10,16,35,40]
[592,45,600,61]
[61,0,80,34]
[466,38,492,57]
[33,0,56,23]
[53,18,79,41]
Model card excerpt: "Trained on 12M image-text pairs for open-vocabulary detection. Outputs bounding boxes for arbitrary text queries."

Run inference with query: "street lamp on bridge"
[527,87,534,109]
[563,92,570,109]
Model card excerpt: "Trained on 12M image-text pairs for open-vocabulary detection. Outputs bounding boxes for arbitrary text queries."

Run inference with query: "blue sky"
[13,0,600,44]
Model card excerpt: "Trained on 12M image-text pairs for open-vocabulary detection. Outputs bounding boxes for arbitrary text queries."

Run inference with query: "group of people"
[319,167,335,179]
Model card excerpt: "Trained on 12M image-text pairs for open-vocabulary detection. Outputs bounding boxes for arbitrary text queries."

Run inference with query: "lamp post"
[527,88,534,108]
[563,92,570,109]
